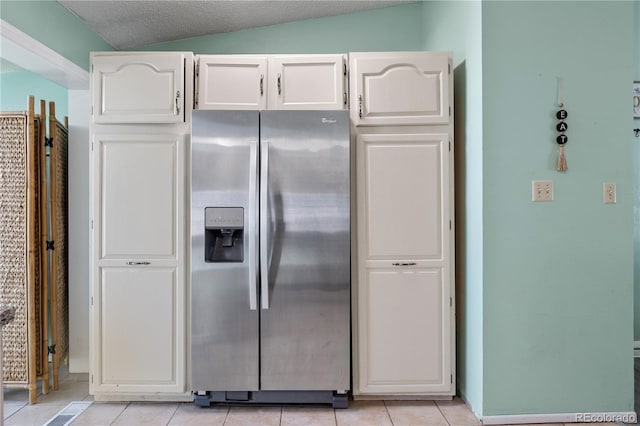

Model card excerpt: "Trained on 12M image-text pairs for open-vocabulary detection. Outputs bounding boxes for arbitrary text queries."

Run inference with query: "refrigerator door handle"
[248,140,258,310]
[260,140,270,310]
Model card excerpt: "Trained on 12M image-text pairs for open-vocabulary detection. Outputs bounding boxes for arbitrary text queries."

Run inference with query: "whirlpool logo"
[321,118,337,124]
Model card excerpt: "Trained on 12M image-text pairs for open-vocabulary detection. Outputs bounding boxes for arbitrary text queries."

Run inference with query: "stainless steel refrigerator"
[191,110,350,408]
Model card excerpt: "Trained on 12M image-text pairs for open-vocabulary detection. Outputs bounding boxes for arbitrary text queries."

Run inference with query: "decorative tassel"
[557,145,568,172]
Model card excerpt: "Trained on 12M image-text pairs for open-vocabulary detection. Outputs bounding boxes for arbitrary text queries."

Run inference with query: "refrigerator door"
[260,110,351,391]
[191,110,260,391]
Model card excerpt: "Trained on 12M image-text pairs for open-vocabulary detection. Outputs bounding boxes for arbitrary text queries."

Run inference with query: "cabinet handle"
[175,91,181,115]
[126,261,151,266]
[277,73,282,95]
[358,94,363,118]
[392,262,416,266]
[260,74,264,96]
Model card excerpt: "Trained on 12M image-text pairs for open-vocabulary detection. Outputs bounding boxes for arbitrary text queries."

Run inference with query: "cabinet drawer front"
[196,56,267,110]
[350,52,451,126]
[268,55,346,110]
[92,54,185,124]
[93,134,183,260]
[359,268,451,393]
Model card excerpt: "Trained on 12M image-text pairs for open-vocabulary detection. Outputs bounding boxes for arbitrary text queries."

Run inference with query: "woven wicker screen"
[0,113,30,384]
[49,108,69,389]
[1,98,70,403]
[33,116,45,381]
[0,104,47,403]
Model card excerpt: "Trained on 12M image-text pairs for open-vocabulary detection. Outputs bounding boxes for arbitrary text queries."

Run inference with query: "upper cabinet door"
[196,55,268,110]
[92,53,185,124]
[268,55,346,110]
[350,52,451,126]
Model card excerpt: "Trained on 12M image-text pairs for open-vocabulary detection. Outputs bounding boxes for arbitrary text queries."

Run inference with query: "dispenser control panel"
[205,207,244,229]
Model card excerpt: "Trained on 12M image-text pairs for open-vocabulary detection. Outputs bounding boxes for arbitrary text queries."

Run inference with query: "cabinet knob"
[392,262,416,266]
[358,95,363,119]
[175,91,181,115]
[277,73,282,95]
[126,261,151,266]
[260,74,264,96]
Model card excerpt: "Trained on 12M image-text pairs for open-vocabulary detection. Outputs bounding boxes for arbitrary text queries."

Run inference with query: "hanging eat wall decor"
[634,82,640,119]
[556,77,568,171]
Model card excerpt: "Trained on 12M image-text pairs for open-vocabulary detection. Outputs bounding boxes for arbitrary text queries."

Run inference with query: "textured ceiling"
[59,0,415,50]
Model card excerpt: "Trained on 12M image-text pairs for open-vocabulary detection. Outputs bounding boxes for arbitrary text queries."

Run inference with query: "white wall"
[68,89,90,372]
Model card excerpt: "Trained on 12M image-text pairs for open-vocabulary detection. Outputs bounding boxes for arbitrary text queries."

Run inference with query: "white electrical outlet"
[532,180,553,202]
[603,182,616,204]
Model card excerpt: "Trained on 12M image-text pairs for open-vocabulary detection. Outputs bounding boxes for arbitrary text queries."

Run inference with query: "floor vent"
[44,401,92,426]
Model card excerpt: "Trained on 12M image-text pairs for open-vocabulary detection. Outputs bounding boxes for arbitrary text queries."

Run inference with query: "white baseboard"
[458,392,482,420]
[353,395,453,401]
[481,411,637,425]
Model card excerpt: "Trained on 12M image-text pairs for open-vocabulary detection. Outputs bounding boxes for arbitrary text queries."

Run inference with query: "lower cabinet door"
[358,267,452,394]
[92,266,185,394]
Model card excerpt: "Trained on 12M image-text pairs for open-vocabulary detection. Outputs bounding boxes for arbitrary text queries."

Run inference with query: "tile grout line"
[383,400,396,426]
[3,402,24,422]
[165,402,181,425]
[109,401,131,425]
[221,405,230,426]
[434,399,453,426]
[333,406,338,426]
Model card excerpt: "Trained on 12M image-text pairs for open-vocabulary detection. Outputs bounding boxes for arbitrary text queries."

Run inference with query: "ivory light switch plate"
[532,180,553,202]
[603,182,616,204]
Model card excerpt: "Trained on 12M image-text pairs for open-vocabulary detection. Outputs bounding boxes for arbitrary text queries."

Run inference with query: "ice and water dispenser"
[204,207,244,263]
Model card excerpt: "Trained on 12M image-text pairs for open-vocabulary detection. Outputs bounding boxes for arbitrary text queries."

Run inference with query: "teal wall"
[1,69,68,118]
[633,0,640,343]
[0,0,111,70]
[419,1,484,415]
[140,3,425,53]
[482,1,634,415]
[636,1,640,84]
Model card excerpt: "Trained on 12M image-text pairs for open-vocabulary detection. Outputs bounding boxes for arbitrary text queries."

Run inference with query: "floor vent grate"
[44,401,92,426]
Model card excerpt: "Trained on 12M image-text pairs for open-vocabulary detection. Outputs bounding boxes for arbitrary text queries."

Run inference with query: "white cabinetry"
[196,54,346,110]
[350,52,450,127]
[362,268,450,393]
[351,52,455,397]
[90,52,192,401]
[92,135,185,395]
[92,53,188,124]
[196,56,268,110]
[266,55,346,110]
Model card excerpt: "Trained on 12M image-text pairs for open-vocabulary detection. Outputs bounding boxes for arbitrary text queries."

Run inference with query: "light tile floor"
[1,373,621,425]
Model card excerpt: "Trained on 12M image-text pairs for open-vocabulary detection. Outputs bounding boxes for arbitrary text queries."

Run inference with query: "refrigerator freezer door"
[191,110,260,391]
[259,110,351,391]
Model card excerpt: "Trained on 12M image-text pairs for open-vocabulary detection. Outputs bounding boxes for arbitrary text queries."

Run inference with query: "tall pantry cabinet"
[350,52,455,396]
[89,52,193,400]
